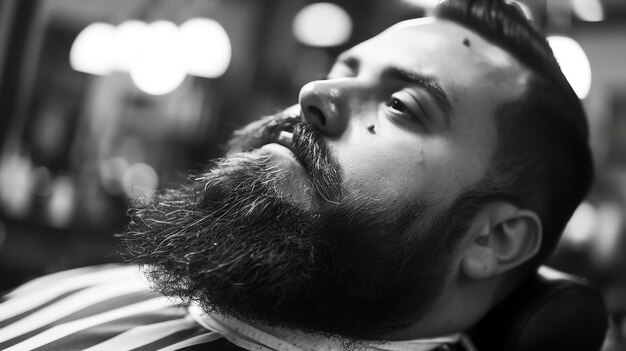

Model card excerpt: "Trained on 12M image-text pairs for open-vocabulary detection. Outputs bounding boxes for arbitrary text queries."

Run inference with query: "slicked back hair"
[435,0,594,262]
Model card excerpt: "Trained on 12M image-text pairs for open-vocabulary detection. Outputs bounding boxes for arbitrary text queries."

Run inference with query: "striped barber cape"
[0,264,471,351]
[0,264,233,351]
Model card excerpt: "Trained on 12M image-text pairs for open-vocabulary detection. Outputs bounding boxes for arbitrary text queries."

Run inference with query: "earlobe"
[462,204,542,280]
[462,222,499,279]
[462,244,498,279]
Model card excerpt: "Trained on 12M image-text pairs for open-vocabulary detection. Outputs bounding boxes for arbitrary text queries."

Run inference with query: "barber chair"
[468,267,608,351]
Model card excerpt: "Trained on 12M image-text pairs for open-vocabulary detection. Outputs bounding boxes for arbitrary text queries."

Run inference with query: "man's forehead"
[384,17,438,32]
[383,18,519,69]
[338,17,531,94]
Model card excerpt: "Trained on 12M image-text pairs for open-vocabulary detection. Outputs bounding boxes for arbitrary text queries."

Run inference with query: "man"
[0,0,593,350]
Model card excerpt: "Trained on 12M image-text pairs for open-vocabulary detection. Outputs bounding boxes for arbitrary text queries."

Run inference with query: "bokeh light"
[179,18,232,78]
[122,163,159,202]
[563,202,596,247]
[110,20,148,72]
[571,0,604,22]
[47,176,75,228]
[547,35,592,99]
[293,3,352,47]
[71,18,232,94]
[69,22,115,75]
[130,21,187,95]
[0,154,35,218]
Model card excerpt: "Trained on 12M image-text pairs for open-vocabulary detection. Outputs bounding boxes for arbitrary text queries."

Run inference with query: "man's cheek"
[336,152,420,203]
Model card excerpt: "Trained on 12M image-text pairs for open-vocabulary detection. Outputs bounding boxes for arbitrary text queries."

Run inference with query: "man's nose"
[298,81,349,137]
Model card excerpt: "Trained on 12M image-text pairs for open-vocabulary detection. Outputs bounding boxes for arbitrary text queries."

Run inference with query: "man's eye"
[385,92,428,129]
[386,97,409,114]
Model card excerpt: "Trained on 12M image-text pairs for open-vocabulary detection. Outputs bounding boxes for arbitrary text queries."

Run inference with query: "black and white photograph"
[0,0,624,350]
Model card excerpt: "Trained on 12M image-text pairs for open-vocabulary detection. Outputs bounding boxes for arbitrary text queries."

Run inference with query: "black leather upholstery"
[468,268,608,351]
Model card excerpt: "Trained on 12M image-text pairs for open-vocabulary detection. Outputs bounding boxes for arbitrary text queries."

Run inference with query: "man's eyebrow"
[332,55,453,125]
[383,66,454,126]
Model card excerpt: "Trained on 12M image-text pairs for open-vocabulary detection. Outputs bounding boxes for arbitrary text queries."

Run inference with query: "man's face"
[270,18,529,210]
[125,19,530,340]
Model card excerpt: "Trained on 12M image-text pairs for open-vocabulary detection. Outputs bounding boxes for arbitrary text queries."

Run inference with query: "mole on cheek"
[463,38,471,47]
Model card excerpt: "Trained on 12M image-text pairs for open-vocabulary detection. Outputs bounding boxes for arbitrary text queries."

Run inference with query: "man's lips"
[259,131,307,172]
[276,130,295,150]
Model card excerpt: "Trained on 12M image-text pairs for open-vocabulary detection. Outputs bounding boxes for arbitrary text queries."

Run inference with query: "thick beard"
[124,153,321,317]
[121,112,460,342]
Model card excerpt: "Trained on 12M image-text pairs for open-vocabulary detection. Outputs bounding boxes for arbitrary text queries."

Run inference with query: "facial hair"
[121,111,461,342]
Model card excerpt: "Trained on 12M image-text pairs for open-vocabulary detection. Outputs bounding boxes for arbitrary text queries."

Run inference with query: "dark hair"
[435,0,594,262]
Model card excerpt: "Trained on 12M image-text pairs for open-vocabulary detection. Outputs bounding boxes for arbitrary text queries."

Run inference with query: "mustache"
[291,123,343,204]
[229,110,344,205]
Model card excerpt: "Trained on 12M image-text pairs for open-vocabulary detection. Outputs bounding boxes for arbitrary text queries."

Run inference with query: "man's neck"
[188,305,461,351]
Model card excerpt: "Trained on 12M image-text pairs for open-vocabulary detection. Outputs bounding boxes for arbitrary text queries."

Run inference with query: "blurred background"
[0,0,624,348]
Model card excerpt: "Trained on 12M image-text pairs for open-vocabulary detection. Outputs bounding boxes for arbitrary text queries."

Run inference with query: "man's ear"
[462,202,542,280]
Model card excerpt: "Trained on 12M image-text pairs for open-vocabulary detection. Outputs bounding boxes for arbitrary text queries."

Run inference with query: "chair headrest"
[468,267,608,351]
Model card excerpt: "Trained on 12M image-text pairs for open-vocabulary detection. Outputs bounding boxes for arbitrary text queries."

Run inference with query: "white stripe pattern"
[156,332,224,351]
[81,315,199,351]
[0,277,149,343]
[0,265,140,322]
[4,297,172,351]
[6,265,138,298]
